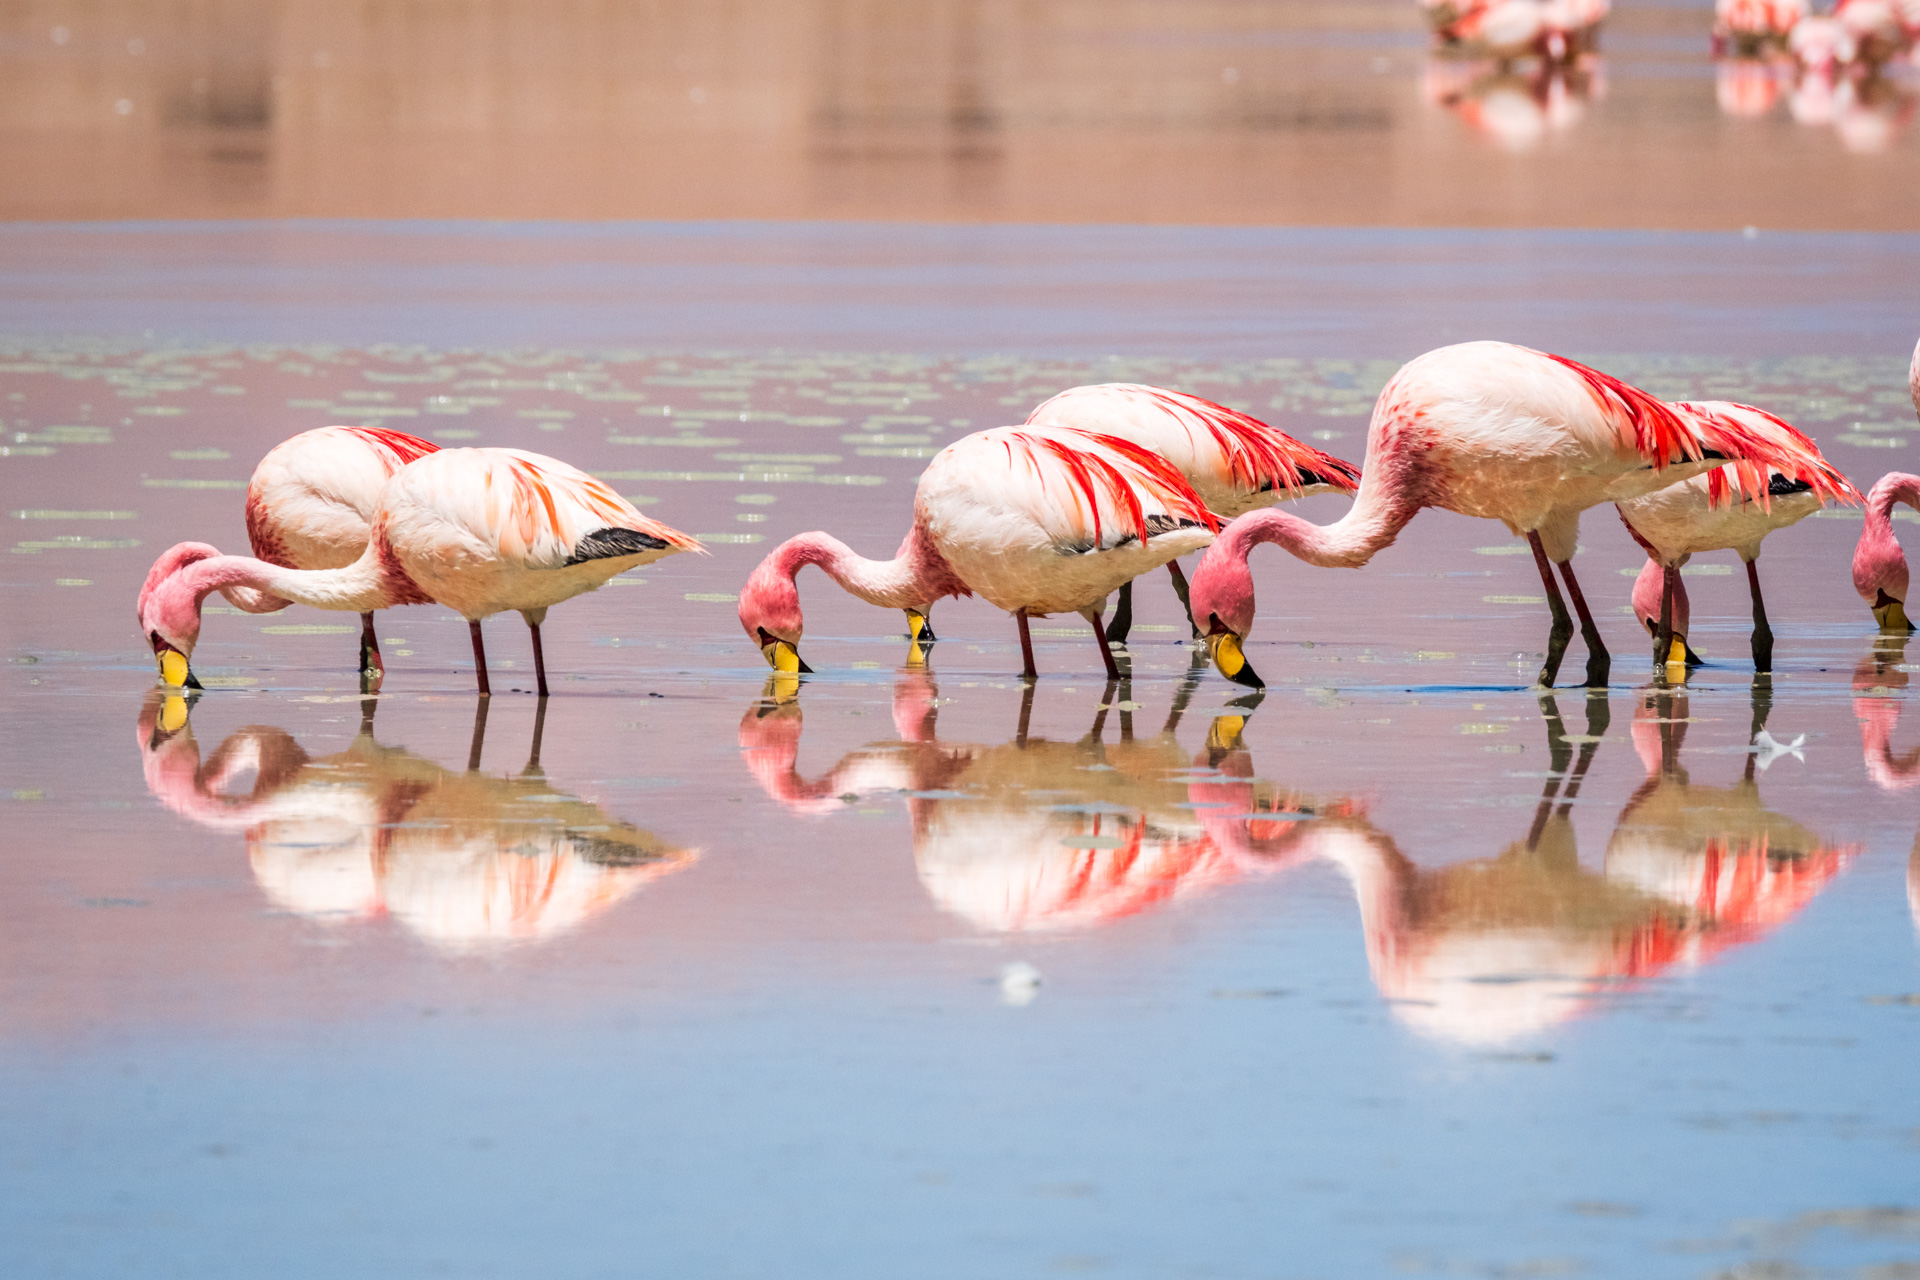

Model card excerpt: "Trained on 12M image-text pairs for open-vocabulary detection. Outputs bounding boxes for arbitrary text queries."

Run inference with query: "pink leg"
[1016,612,1037,680]
[469,620,491,698]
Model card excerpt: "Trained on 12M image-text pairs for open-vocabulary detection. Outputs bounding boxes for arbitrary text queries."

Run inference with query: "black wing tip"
[1767,474,1814,496]
[565,526,670,565]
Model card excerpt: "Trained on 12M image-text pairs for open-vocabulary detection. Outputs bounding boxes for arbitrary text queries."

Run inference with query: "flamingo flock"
[1712,0,1920,147]
[139,335,1920,697]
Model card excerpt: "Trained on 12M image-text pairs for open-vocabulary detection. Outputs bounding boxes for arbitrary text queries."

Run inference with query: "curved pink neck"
[170,552,395,616]
[1218,483,1418,571]
[1867,473,1920,532]
[774,523,964,608]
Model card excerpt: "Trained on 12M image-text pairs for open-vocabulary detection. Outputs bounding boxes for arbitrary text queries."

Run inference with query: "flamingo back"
[1024,383,1360,516]
[383,447,701,571]
[246,426,440,569]
[921,427,1219,556]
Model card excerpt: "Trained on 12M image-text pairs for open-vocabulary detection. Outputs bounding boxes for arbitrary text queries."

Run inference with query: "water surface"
[4,296,1920,1276]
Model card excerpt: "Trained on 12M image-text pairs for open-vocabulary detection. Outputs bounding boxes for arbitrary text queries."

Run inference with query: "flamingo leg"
[1016,612,1038,680]
[528,621,551,698]
[1653,564,1678,676]
[1527,531,1576,688]
[358,612,384,692]
[1081,607,1122,681]
[1104,580,1134,644]
[1015,678,1036,747]
[469,620,492,698]
[1166,559,1199,637]
[1554,560,1610,688]
[1745,558,1774,674]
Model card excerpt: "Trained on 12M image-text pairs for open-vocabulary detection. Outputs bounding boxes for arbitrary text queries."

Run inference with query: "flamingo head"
[1630,560,1700,666]
[1189,539,1264,689]
[1855,472,1920,634]
[737,553,813,676]
[139,544,214,689]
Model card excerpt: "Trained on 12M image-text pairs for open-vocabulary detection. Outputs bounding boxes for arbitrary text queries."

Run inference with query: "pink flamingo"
[1617,401,1857,672]
[1715,0,1809,56]
[1850,341,1920,632]
[242,425,439,686]
[134,425,441,691]
[1024,384,1360,641]
[1186,341,1843,689]
[139,447,701,697]
[737,426,1219,681]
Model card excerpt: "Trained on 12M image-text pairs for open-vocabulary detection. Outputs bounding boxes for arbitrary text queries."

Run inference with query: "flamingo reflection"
[739,664,1351,932]
[1323,687,1854,1044]
[1850,636,1920,935]
[137,693,695,947]
[1423,55,1605,150]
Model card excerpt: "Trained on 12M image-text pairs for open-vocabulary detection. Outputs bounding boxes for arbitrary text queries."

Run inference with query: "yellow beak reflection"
[159,648,191,689]
[1206,714,1247,753]
[1875,599,1913,635]
[761,638,812,675]
[1206,631,1264,689]
[158,693,191,734]
[762,671,802,704]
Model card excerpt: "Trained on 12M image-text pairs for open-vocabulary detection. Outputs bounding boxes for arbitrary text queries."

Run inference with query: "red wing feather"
[1136,387,1362,496]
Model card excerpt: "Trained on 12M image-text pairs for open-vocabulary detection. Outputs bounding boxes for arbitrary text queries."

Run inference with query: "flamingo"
[1852,344,1920,629]
[1185,341,1844,690]
[1023,384,1360,641]
[1617,402,1857,673]
[736,426,1219,682]
[242,425,440,686]
[1715,0,1808,56]
[139,447,701,697]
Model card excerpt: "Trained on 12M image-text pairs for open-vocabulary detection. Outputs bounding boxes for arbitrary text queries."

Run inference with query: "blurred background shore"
[3,0,1915,229]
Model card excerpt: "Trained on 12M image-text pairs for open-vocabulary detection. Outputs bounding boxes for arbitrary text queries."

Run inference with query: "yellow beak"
[1875,599,1913,635]
[159,648,191,689]
[1665,636,1688,666]
[1206,631,1264,689]
[761,638,809,674]
[906,611,928,643]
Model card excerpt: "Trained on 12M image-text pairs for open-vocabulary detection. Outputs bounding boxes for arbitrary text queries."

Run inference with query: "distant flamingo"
[1024,384,1360,641]
[240,425,440,686]
[1186,341,1844,689]
[140,447,701,697]
[1715,0,1808,56]
[1851,341,1920,631]
[1617,402,1857,673]
[737,426,1219,681]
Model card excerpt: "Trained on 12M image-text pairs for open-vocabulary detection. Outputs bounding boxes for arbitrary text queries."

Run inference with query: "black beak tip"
[795,656,815,675]
[184,671,205,691]
[1225,662,1266,690]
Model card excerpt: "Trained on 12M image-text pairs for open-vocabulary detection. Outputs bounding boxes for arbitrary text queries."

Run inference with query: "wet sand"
[2,0,1917,229]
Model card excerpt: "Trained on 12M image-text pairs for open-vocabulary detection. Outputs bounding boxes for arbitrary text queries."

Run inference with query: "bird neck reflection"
[738,659,1353,934]
[135,691,694,948]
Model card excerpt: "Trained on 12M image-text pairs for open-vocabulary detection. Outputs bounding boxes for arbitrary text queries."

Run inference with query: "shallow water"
[4,230,1920,1276]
